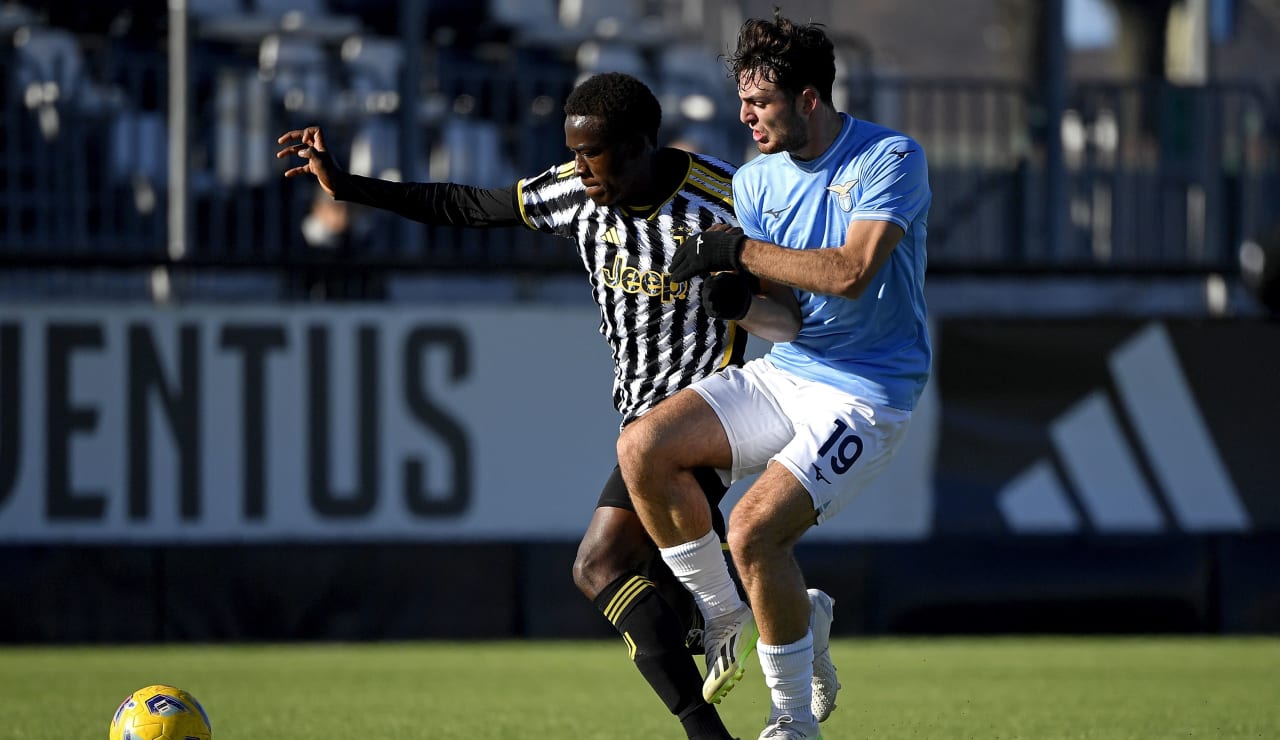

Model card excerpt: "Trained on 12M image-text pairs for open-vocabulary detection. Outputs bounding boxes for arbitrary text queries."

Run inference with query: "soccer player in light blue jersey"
[618,12,931,740]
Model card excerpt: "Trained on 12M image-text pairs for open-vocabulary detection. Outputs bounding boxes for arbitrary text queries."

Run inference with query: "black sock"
[594,572,732,740]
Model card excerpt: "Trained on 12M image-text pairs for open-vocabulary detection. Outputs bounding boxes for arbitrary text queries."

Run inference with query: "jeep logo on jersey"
[600,254,689,303]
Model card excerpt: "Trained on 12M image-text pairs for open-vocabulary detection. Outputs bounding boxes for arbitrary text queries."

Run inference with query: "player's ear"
[799,86,821,116]
[619,133,650,159]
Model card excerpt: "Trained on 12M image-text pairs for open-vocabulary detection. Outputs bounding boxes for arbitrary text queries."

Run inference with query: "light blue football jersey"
[735,113,931,410]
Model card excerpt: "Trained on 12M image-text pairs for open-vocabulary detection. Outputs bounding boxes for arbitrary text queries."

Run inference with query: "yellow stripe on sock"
[623,631,637,660]
[604,576,652,623]
[604,575,654,624]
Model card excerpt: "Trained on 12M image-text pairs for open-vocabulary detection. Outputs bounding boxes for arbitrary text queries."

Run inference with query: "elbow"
[758,324,799,343]
[770,303,802,343]
[740,301,801,343]
[832,274,871,300]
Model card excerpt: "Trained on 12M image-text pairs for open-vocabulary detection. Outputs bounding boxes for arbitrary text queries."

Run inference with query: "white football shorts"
[692,356,911,525]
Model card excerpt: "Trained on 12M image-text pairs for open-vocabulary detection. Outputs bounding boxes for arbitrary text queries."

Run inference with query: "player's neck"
[793,106,844,162]
[622,149,686,211]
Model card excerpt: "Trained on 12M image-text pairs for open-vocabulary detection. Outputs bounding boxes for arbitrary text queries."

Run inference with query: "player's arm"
[738,277,801,342]
[698,270,800,342]
[276,125,523,228]
[738,218,904,300]
[691,221,799,341]
[674,140,926,298]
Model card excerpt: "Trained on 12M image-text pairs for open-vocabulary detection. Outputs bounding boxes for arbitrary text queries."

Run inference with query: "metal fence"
[2,27,1278,279]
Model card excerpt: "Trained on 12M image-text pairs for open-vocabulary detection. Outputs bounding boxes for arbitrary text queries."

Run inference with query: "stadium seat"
[574,41,647,80]
[349,116,402,180]
[490,0,584,48]
[109,109,167,186]
[559,0,637,37]
[340,35,403,116]
[253,0,360,40]
[259,34,331,114]
[10,25,109,114]
[0,3,37,35]
[429,116,516,187]
[191,0,278,44]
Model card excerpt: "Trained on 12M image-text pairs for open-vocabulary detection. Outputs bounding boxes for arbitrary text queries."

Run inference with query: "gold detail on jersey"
[687,162,734,209]
[826,179,859,212]
[670,225,694,246]
[718,321,739,369]
[605,575,655,624]
[602,226,623,246]
[691,162,732,190]
[601,255,689,304]
[688,178,734,208]
[623,632,638,660]
[556,161,577,180]
[515,178,534,229]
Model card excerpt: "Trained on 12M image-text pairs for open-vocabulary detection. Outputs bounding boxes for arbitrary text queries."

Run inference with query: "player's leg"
[728,464,822,738]
[619,366,794,704]
[807,587,840,722]
[645,467,735,657]
[572,467,734,740]
[735,378,913,739]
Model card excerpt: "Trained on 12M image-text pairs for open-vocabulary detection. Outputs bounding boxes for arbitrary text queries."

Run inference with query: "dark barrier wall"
[3,536,1279,642]
[935,318,1280,537]
[2,317,1277,641]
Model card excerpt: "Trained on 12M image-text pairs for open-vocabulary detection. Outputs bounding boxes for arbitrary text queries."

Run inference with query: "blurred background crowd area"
[1,0,1278,305]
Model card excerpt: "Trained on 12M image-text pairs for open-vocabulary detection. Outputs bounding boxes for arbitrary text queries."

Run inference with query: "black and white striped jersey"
[517,150,747,426]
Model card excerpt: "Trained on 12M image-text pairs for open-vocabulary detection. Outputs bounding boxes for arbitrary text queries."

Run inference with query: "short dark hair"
[728,10,836,103]
[563,72,662,146]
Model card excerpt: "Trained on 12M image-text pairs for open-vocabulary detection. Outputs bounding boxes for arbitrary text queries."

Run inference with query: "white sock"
[758,631,815,725]
[658,529,744,620]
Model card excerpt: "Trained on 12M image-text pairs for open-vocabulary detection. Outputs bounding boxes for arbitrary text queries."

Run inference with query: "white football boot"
[758,714,823,740]
[701,603,759,704]
[808,588,841,722]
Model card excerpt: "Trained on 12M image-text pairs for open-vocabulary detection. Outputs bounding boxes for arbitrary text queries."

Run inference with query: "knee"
[727,509,773,573]
[615,422,652,477]
[571,545,606,600]
[572,538,632,600]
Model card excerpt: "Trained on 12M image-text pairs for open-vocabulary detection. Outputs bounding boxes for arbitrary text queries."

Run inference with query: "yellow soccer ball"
[108,685,212,740]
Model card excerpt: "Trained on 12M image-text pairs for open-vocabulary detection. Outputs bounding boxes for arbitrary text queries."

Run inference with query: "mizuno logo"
[998,323,1249,535]
[764,206,789,218]
[826,179,858,212]
[889,148,916,159]
[813,464,831,485]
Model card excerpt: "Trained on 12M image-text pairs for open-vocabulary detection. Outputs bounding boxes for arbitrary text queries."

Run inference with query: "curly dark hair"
[727,10,836,103]
[563,72,662,147]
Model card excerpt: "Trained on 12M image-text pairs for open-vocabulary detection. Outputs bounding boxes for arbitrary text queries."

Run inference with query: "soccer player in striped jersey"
[618,13,933,740]
[278,72,799,740]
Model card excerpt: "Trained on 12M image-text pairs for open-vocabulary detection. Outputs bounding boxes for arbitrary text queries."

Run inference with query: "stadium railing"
[2,22,1277,281]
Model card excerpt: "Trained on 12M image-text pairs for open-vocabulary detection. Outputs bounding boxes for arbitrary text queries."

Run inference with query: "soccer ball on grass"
[109,684,212,740]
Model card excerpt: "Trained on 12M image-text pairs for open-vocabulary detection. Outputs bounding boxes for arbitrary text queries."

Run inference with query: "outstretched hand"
[670,226,745,282]
[276,126,345,198]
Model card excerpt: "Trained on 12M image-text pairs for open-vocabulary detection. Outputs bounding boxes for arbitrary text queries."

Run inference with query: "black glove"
[699,271,761,321]
[670,229,745,282]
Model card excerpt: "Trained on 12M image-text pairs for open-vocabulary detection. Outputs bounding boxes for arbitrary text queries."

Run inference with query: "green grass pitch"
[1,637,1276,739]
